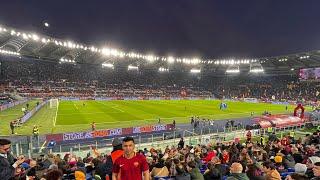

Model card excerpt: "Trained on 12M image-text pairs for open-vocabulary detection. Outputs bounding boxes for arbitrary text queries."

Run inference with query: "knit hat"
[112,138,122,147]
[308,156,320,164]
[75,170,86,180]
[20,162,30,169]
[295,163,307,174]
[274,155,282,163]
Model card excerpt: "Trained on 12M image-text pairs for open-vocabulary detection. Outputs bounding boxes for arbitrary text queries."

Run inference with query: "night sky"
[1,0,320,59]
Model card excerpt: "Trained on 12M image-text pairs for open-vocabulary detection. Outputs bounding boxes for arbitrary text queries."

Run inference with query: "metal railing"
[6,120,316,158]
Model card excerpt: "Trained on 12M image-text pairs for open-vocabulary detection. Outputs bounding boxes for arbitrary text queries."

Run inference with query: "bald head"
[230,163,243,174]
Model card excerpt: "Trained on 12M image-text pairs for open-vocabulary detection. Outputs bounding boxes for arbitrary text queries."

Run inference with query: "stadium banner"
[243,98,258,103]
[170,97,180,100]
[254,114,305,128]
[0,99,28,111]
[149,97,161,100]
[46,124,174,143]
[124,97,138,100]
[94,97,113,100]
[271,101,289,105]
[63,131,93,141]
[59,97,80,101]
[20,101,47,123]
[161,97,172,100]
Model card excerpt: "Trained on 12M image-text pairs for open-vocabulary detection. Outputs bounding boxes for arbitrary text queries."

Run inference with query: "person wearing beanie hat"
[20,162,30,170]
[75,169,86,180]
[309,156,320,165]
[295,163,307,174]
[274,156,282,163]
[307,156,320,178]
[112,138,122,147]
[104,138,124,180]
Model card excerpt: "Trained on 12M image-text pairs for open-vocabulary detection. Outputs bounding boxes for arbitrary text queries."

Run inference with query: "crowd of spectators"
[1,129,320,180]
[2,82,212,99]
[1,58,319,101]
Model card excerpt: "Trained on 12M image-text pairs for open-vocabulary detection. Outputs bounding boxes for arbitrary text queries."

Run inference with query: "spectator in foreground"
[104,138,124,180]
[0,139,25,179]
[112,137,150,180]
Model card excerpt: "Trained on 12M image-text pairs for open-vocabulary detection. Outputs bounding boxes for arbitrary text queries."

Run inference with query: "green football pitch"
[0,100,297,135]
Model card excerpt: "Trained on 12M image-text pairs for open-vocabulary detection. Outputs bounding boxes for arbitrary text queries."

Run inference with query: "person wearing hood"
[227,163,249,180]
[187,161,204,180]
[105,138,124,180]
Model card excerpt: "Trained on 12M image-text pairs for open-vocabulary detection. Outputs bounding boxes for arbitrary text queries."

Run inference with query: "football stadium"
[1,1,320,180]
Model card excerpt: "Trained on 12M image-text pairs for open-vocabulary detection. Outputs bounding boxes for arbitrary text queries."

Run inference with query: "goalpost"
[50,98,59,109]
[50,98,59,127]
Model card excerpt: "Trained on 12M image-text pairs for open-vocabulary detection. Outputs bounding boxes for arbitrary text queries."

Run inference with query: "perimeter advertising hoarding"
[46,124,174,143]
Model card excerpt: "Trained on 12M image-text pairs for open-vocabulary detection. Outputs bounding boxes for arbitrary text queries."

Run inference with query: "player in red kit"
[112,137,150,180]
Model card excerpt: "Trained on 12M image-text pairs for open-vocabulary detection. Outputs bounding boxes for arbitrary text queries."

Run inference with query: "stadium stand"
[0,57,319,101]
[1,129,320,179]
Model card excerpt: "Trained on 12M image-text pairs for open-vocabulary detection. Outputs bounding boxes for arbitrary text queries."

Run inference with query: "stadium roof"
[0,24,320,75]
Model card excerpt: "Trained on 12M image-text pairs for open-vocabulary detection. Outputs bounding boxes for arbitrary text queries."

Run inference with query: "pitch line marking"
[0,114,20,116]
[58,112,121,115]
[53,101,59,127]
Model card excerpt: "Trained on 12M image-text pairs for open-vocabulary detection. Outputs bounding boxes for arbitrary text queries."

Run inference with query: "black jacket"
[203,169,221,180]
[0,156,15,180]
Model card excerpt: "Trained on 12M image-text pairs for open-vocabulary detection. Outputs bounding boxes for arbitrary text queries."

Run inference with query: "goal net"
[50,99,59,108]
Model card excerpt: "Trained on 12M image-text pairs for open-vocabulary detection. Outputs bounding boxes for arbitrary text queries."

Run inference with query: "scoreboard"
[299,67,320,81]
